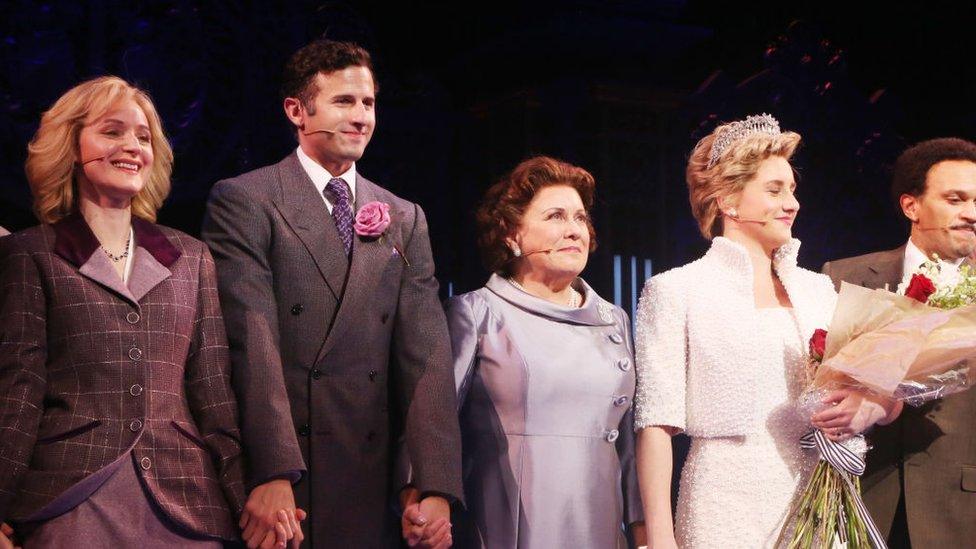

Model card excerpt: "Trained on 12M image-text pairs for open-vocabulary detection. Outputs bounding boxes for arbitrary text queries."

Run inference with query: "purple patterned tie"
[325,177,353,257]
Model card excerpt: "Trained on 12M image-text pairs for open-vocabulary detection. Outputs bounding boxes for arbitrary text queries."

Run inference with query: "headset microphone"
[301,127,338,136]
[915,224,976,232]
[726,211,768,225]
[521,248,556,257]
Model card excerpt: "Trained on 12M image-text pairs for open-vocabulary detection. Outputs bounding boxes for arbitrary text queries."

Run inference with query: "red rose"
[904,273,936,303]
[809,328,827,362]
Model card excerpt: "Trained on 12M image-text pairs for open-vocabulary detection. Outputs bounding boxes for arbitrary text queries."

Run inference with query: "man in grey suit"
[202,39,461,548]
[822,137,976,548]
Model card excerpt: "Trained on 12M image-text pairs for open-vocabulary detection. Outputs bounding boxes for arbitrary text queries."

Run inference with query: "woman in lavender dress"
[446,156,644,548]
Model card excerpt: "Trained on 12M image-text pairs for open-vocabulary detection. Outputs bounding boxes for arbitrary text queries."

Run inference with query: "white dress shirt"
[902,238,964,284]
[296,146,357,214]
[122,227,135,284]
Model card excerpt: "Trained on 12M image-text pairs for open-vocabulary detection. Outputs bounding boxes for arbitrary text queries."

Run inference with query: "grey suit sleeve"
[201,181,306,486]
[393,294,478,496]
[391,204,463,502]
[821,261,842,292]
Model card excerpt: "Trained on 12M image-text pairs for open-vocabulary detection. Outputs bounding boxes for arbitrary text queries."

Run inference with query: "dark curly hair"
[892,137,976,206]
[476,156,597,276]
[280,39,376,112]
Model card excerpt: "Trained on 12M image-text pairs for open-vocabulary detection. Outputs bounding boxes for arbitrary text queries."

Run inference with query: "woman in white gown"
[632,114,901,548]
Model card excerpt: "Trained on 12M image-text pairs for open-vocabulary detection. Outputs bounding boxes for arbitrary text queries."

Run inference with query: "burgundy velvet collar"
[52,212,181,268]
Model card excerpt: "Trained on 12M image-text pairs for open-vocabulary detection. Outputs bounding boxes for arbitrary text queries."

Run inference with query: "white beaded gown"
[633,237,838,549]
[674,308,815,547]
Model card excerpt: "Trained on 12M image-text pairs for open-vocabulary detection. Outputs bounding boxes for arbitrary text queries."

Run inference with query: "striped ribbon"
[799,430,888,549]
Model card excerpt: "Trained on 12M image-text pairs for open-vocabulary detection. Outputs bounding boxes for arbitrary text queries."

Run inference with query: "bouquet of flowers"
[778,258,976,548]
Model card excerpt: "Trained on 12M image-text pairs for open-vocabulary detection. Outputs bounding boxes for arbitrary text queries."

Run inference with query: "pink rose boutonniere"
[354,201,391,236]
[354,201,409,266]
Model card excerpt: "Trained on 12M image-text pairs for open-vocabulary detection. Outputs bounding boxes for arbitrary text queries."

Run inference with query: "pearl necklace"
[508,278,582,308]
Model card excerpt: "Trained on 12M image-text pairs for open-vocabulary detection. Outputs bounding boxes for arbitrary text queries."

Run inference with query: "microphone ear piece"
[727,208,738,219]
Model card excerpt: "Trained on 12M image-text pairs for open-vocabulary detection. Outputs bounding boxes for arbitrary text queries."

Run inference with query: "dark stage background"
[3,0,976,310]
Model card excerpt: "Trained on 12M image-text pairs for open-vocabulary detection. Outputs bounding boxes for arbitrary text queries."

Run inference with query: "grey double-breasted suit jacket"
[201,152,462,547]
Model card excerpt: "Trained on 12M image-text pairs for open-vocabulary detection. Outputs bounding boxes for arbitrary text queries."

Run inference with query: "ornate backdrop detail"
[1,1,968,302]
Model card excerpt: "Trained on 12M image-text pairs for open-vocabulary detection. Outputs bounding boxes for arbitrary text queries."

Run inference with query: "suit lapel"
[78,251,139,305]
[866,246,905,291]
[272,153,349,300]
[129,217,179,302]
[316,176,395,362]
[54,214,179,307]
[127,246,173,302]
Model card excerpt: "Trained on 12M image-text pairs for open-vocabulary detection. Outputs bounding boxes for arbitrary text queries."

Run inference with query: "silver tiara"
[707,113,781,168]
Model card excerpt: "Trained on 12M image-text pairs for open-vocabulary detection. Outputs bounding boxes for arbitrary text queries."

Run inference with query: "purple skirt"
[19,453,224,548]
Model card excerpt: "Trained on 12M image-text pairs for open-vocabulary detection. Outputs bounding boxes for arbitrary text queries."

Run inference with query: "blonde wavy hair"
[686,125,801,239]
[25,76,173,223]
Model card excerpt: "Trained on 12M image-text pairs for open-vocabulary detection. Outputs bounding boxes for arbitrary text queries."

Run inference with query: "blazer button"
[291,304,304,316]
[380,313,389,324]
[129,419,143,432]
[298,424,311,437]
[126,311,140,324]
[609,333,623,344]
[129,384,143,396]
[368,370,378,381]
[613,395,629,407]
[605,429,620,443]
[140,457,152,470]
[617,358,631,371]
[311,369,323,380]
[128,347,143,361]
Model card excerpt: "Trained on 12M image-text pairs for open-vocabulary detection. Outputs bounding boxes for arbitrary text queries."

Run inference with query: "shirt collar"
[903,238,964,278]
[296,146,357,201]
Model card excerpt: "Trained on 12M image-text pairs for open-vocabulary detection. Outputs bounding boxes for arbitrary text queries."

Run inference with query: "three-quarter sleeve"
[633,274,688,432]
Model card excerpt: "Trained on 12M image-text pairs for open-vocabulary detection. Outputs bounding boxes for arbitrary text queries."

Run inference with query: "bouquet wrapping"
[779,260,976,548]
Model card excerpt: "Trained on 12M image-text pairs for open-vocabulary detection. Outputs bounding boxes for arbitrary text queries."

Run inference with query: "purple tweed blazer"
[0,214,245,540]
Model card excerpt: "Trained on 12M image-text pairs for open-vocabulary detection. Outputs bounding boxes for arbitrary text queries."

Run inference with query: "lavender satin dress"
[446,275,643,548]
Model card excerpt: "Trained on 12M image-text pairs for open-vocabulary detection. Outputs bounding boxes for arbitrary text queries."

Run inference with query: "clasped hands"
[810,388,903,442]
[241,479,307,549]
[400,487,452,548]
[0,482,305,549]
[0,522,18,549]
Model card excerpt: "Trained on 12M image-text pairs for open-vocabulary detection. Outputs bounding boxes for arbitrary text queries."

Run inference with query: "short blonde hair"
[686,125,801,239]
[25,76,174,224]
